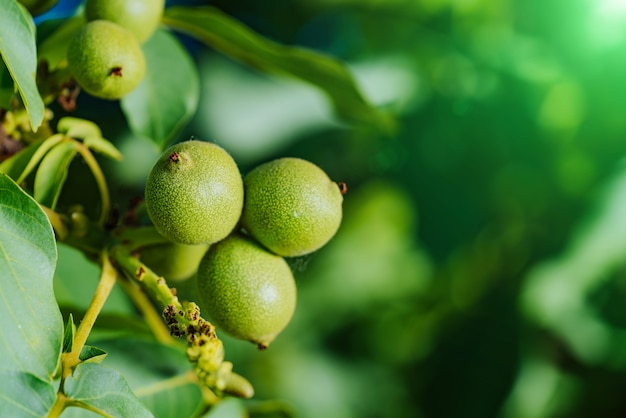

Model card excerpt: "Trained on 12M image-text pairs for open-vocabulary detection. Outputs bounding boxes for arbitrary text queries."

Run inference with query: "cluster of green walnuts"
[144,140,344,348]
[66,0,164,99]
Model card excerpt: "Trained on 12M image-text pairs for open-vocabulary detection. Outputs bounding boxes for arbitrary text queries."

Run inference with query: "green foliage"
[0,0,44,128]
[0,174,60,416]
[162,6,394,135]
[0,174,61,380]
[0,59,14,108]
[94,337,203,417]
[121,29,199,147]
[33,139,76,207]
[63,363,153,417]
[0,371,56,417]
[5,0,626,417]
[0,0,383,415]
[37,17,83,70]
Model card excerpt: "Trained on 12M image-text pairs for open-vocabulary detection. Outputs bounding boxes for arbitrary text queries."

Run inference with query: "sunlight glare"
[589,0,626,47]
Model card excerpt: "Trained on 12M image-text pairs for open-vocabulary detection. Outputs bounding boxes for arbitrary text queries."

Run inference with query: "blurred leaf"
[121,28,199,148]
[62,314,75,353]
[83,136,123,160]
[203,398,247,418]
[522,164,626,364]
[37,16,84,69]
[14,133,64,184]
[296,181,429,327]
[64,363,153,418]
[0,370,56,417]
[94,337,203,418]
[162,6,394,134]
[57,116,102,139]
[60,308,153,341]
[33,139,77,208]
[247,400,296,418]
[501,356,578,418]
[417,289,519,418]
[57,116,123,160]
[0,58,13,108]
[54,243,135,316]
[0,173,62,381]
[0,0,44,130]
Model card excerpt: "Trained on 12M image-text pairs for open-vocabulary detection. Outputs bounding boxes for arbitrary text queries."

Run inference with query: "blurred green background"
[50,0,626,416]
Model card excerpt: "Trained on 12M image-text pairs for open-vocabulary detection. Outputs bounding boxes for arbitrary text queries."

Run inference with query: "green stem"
[110,245,183,310]
[75,142,110,227]
[109,244,254,398]
[62,250,117,377]
[47,392,68,418]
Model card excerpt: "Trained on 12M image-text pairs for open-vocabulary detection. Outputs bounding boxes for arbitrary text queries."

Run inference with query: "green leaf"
[79,345,108,363]
[14,134,64,184]
[33,139,77,208]
[0,370,56,417]
[56,117,123,160]
[0,173,62,381]
[37,16,84,70]
[121,28,199,148]
[59,407,101,418]
[203,398,247,418]
[64,363,154,418]
[54,244,136,316]
[0,58,14,109]
[0,0,45,130]
[62,314,75,353]
[57,116,102,139]
[83,136,123,161]
[95,337,203,418]
[162,6,394,134]
[522,165,626,364]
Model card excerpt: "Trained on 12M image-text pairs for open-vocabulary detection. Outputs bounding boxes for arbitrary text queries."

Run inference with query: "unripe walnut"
[140,242,209,281]
[241,158,343,257]
[67,20,145,100]
[145,140,244,245]
[85,0,164,43]
[196,233,296,349]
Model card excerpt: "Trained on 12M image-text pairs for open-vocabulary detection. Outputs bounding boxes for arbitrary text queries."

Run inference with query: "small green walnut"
[241,157,344,257]
[140,242,210,281]
[145,140,244,245]
[67,20,146,100]
[84,0,164,43]
[196,233,296,349]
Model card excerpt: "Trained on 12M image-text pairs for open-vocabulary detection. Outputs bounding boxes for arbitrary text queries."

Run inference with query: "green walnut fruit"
[197,233,296,348]
[67,20,146,100]
[145,140,244,245]
[140,242,210,281]
[241,157,344,257]
[85,0,164,43]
